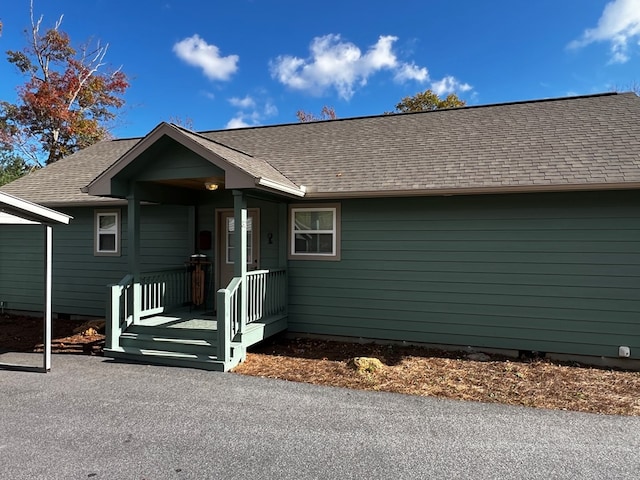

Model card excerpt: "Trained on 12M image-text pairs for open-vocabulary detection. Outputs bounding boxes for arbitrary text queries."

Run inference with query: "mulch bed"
[0,314,104,355]
[3,314,639,416]
[234,336,640,416]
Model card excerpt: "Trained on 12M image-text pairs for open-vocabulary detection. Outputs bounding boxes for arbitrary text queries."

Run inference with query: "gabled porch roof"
[82,122,306,198]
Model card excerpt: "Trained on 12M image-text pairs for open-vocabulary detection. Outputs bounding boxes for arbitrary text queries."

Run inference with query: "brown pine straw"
[234,337,640,416]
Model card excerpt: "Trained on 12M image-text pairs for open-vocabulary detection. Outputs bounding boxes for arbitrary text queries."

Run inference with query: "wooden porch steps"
[103,314,288,372]
[105,324,228,371]
[105,346,227,371]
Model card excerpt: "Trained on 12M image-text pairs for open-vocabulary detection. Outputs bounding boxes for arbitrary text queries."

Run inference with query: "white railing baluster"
[138,267,191,317]
[243,269,286,325]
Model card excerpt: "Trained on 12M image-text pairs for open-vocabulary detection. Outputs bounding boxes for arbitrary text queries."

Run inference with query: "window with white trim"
[95,210,120,256]
[290,204,341,260]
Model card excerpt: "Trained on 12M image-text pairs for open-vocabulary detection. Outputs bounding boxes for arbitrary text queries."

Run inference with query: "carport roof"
[0,191,72,225]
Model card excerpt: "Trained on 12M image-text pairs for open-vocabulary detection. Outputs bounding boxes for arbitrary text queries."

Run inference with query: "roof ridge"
[169,122,256,158]
[195,92,626,133]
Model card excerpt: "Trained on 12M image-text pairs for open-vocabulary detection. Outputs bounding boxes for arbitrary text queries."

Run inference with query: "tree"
[391,89,465,113]
[168,115,195,130]
[610,81,640,96]
[0,151,30,186]
[296,105,337,122]
[0,1,129,165]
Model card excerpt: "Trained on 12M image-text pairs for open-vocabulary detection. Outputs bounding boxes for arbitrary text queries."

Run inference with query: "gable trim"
[301,182,640,199]
[82,122,305,198]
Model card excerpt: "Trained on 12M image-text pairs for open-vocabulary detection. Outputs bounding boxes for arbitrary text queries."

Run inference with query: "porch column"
[43,224,53,372]
[127,188,141,325]
[233,190,248,332]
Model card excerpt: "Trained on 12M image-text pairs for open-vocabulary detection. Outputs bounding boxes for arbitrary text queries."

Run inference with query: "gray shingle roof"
[175,126,300,191]
[2,92,640,205]
[1,138,139,206]
[202,92,640,196]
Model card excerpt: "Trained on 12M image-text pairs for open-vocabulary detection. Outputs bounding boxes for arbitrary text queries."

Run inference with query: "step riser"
[105,349,227,371]
[120,337,217,356]
[127,325,214,340]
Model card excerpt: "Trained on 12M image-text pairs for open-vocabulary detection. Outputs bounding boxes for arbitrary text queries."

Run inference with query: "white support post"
[43,224,53,372]
[233,190,248,333]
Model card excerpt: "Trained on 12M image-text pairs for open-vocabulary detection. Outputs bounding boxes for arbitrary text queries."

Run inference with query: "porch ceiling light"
[204,182,219,191]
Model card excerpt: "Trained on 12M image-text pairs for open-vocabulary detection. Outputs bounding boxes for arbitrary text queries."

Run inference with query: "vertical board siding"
[287,191,640,359]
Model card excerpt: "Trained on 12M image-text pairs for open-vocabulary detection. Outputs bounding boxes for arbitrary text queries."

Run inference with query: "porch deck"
[136,308,217,330]
[104,268,288,371]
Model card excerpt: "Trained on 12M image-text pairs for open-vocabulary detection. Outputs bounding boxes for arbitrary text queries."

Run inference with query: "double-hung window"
[95,210,120,256]
[289,204,341,260]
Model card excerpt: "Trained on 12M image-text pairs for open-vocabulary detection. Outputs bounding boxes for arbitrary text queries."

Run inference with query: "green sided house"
[1,92,639,370]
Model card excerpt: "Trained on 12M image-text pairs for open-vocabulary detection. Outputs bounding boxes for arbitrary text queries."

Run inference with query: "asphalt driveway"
[1,353,639,480]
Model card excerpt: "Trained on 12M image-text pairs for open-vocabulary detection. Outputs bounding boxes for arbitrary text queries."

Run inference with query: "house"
[0,191,72,372]
[1,92,639,371]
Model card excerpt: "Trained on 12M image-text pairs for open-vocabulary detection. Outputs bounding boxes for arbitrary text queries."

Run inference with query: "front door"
[217,209,260,290]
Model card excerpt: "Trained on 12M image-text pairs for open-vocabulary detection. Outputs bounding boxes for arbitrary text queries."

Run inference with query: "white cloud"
[394,63,429,82]
[225,116,251,129]
[228,95,256,109]
[263,101,278,117]
[173,34,239,80]
[569,0,640,63]
[270,34,432,99]
[225,95,278,129]
[430,76,472,96]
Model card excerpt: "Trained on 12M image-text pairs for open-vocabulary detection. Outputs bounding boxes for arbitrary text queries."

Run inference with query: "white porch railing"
[246,269,287,323]
[216,268,287,364]
[106,267,191,350]
[106,274,134,350]
[139,267,190,317]
[107,267,286,369]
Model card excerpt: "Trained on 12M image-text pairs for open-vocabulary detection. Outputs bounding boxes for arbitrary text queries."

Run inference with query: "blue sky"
[1,0,639,138]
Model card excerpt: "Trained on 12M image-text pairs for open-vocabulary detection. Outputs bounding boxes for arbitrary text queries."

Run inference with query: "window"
[290,204,341,260]
[95,210,120,256]
[226,216,253,264]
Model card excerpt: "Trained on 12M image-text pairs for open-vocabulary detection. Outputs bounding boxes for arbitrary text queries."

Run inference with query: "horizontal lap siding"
[287,191,640,359]
[0,225,46,311]
[0,205,191,317]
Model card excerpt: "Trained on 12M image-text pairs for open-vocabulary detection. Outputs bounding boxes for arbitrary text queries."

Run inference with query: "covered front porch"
[105,267,288,371]
[81,123,305,370]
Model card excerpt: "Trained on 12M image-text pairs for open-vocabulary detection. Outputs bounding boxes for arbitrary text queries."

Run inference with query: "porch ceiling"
[154,176,225,191]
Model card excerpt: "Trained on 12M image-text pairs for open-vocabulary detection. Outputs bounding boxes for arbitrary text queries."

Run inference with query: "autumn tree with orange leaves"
[0,2,129,165]
[296,105,337,122]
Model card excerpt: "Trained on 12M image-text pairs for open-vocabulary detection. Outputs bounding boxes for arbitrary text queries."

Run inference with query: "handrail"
[106,267,191,351]
[217,277,242,364]
[139,266,190,317]
[246,268,286,324]
[105,274,135,350]
[108,266,287,370]
[216,269,287,367]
